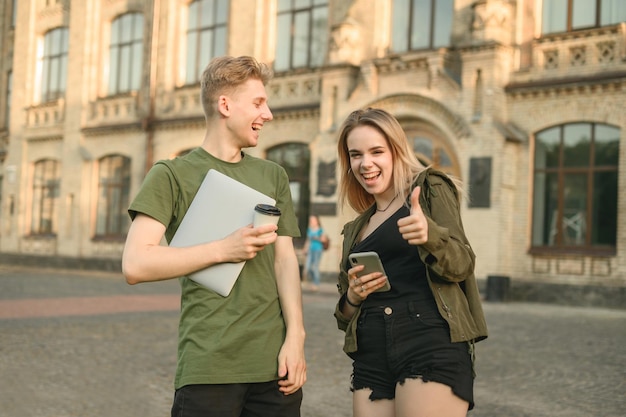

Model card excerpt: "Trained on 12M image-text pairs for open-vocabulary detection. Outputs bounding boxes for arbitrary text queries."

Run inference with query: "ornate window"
[108,13,144,95]
[542,0,626,34]
[275,0,328,71]
[185,0,228,84]
[40,27,68,102]
[391,0,453,52]
[31,159,60,235]
[532,123,619,253]
[95,155,131,238]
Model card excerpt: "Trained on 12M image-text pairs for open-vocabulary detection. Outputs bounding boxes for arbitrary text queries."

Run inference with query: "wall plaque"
[468,157,491,208]
[317,160,337,197]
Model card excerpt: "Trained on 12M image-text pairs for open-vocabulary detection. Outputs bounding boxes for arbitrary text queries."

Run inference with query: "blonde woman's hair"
[200,56,273,118]
[337,108,434,213]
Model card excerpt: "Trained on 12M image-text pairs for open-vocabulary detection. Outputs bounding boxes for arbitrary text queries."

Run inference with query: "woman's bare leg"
[353,388,395,417]
[395,379,469,417]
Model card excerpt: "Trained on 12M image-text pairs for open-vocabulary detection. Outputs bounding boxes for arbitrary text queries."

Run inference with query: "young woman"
[333,108,488,417]
[303,215,325,290]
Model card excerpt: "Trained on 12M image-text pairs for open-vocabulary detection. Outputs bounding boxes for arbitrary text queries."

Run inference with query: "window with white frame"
[109,13,144,95]
[275,0,328,72]
[40,27,68,103]
[391,0,454,53]
[532,123,620,252]
[95,155,131,238]
[185,0,228,84]
[542,0,626,34]
[31,159,60,235]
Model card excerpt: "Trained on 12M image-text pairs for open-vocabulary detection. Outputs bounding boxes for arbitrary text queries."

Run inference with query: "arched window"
[31,159,60,235]
[403,124,460,178]
[95,155,131,238]
[266,143,310,246]
[185,0,229,84]
[109,13,144,95]
[532,122,619,253]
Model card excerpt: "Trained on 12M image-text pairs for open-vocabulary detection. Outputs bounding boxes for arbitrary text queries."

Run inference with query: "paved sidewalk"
[1,266,624,417]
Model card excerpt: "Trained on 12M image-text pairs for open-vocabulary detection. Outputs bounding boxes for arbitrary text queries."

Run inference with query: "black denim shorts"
[171,381,302,417]
[348,299,475,409]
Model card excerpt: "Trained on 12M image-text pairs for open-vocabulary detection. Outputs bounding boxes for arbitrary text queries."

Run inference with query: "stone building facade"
[0,0,624,306]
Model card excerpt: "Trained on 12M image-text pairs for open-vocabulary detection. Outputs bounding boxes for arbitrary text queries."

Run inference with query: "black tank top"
[349,206,435,307]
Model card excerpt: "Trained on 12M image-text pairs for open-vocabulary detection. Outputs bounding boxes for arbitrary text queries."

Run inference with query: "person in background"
[333,108,487,417]
[303,214,325,290]
[122,56,306,417]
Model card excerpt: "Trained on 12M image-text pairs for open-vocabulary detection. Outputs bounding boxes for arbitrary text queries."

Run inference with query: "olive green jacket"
[334,168,488,353]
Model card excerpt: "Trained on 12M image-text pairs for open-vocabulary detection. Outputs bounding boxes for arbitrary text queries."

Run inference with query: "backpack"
[320,234,330,250]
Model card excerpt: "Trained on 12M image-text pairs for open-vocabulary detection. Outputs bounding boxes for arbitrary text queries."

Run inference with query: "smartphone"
[348,251,391,292]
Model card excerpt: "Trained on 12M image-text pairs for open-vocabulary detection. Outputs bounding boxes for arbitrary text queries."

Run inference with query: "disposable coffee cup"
[253,204,281,238]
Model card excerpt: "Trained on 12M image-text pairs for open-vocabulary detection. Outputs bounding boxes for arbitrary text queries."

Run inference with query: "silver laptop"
[169,169,275,296]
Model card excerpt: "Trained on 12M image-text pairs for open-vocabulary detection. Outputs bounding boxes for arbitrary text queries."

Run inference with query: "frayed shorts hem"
[351,374,474,409]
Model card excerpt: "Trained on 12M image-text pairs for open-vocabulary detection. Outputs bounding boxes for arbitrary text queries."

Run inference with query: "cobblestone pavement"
[1,266,624,417]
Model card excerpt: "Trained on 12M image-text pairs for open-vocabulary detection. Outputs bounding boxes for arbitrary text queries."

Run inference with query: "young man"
[122,56,306,417]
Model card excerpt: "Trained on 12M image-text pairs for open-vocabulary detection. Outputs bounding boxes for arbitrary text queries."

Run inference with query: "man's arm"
[122,213,278,284]
[273,235,307,394]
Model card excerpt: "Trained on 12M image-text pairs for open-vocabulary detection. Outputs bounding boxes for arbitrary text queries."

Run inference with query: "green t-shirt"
[128,147,300,388]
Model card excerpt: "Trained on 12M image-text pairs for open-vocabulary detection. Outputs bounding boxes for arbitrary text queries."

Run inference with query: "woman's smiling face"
[346,125,395,198]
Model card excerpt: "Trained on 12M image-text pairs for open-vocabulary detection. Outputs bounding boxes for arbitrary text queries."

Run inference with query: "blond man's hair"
[200,56,273,118]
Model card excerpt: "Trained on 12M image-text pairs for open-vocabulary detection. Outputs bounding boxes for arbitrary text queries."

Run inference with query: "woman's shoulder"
[415,168,458,194]
[415,167,450,184]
